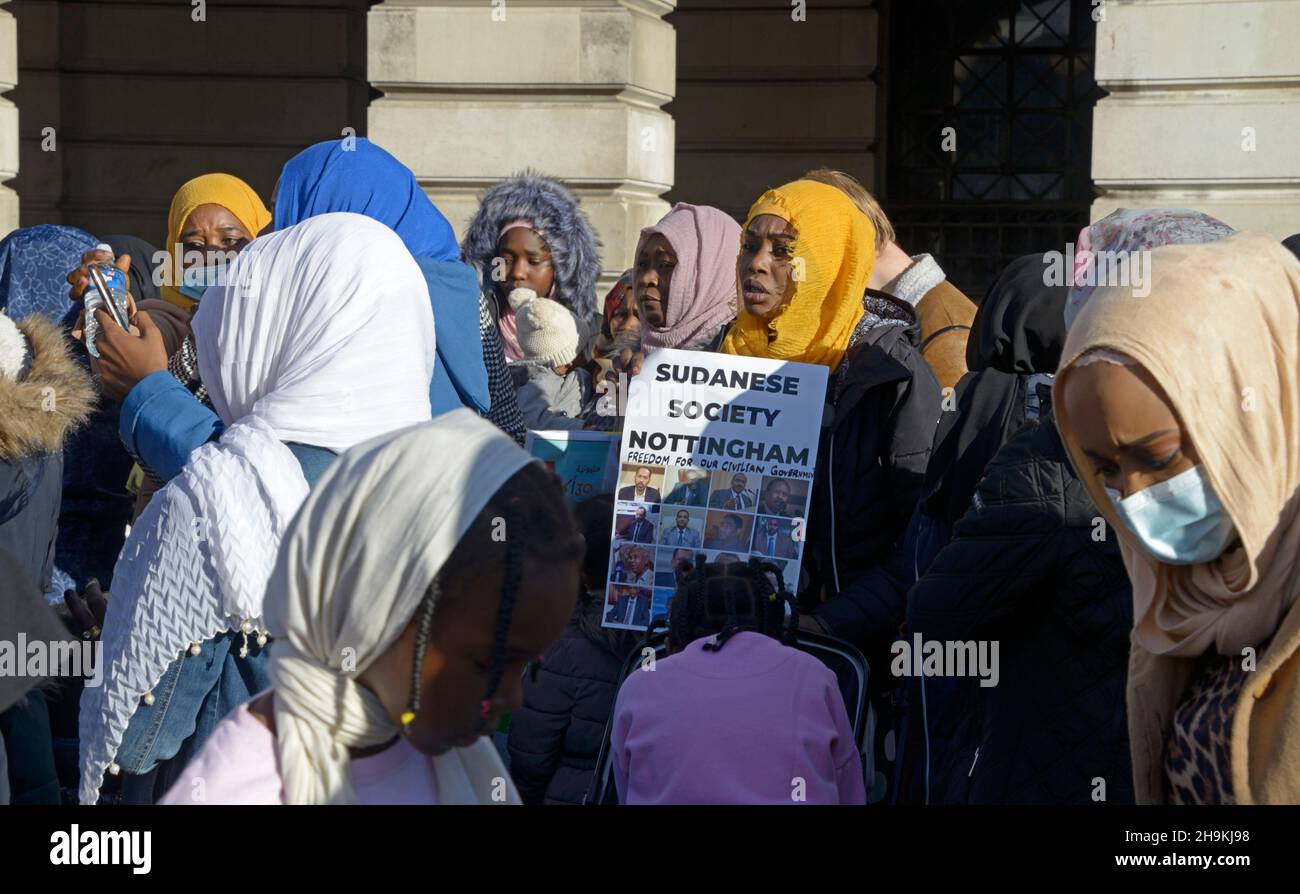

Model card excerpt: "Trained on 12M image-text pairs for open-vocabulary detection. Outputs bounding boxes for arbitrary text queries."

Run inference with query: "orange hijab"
[720,180,876,370]
[161,173,271,311]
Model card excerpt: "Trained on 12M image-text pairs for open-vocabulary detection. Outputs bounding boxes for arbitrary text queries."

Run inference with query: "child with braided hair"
[159,411,582,804]
[611,559,865,804]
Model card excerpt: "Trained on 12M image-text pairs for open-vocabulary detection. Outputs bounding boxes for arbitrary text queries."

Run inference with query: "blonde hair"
[801,168,895,253]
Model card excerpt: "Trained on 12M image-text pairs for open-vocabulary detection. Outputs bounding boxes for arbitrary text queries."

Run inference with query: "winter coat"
[0,315,95,590]
[510,362,595,431]
[807,294,942,655]
[0,318,93,807]
[915,279,977,391]
[506,606,637,805]
[907,415,1134,804]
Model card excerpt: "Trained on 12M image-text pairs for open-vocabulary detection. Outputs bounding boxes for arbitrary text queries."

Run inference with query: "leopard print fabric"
[1164,651,1254,805]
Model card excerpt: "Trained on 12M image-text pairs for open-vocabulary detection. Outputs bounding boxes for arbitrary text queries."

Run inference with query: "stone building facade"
[2,0,1298,298]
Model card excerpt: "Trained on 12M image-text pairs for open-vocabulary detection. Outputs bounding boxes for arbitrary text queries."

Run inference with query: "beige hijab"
[1054,232,1300,658]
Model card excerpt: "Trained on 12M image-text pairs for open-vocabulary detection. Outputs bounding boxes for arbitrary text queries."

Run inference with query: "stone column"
[367,0,676,295]
[0,0,18,235]
[1091,0,1300,236]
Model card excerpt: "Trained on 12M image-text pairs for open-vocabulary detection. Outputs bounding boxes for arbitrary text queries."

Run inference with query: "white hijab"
[265,410,531,804]
[79,213,436,803]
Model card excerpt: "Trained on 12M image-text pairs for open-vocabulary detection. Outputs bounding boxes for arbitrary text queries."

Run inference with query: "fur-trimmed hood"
[0,315,96,461]
[460,172,602,318]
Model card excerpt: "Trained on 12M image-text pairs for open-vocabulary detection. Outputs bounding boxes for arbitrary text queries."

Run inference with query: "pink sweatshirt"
[158,702,439,805]
[612,631,866,804]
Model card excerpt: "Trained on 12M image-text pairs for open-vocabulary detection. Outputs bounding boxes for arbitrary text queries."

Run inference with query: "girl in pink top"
[612,560,866,805]
[161,412,583,805]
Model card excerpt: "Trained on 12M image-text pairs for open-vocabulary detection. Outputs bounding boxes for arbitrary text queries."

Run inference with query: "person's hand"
[85,309,169,403]
[611,347,646,378]
[66,247,137,314]
[64,580,109,641]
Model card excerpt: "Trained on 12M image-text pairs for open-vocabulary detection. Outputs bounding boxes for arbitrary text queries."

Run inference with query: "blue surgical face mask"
[178,265,224,301]
[1104,464,1236,565]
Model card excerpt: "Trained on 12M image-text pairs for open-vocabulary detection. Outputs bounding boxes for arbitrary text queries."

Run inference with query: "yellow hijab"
[161,173,271,311]
[1054,232,1300,658]
[720,180,876,370]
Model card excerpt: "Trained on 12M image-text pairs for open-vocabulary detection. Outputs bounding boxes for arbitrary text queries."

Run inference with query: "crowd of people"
[2,135,1300,806]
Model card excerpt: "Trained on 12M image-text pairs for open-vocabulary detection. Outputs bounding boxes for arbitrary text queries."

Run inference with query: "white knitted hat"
[0,313,30,382]
[508,287,585,368]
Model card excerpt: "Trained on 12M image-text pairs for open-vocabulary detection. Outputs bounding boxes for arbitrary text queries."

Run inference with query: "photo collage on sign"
[604,462,811,629]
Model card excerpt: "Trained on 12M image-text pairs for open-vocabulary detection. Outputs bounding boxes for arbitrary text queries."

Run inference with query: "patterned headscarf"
[1065,208,1235,329]
[0,225,98,322]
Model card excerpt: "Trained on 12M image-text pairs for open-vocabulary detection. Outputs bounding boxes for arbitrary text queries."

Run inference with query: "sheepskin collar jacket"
[0,314,95,592]
[0,315,95,463]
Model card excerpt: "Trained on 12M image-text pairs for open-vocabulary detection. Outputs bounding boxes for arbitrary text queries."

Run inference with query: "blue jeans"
[104,631,269,804]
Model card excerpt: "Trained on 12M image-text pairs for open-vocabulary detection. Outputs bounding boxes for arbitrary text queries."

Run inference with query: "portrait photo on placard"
[655,547,697,588]
[616,463,665,503]
[661,466,711,508]
[604,584,652,629]
[613,501,660,544]
[609,542,656,587]
[750,515,802,560]
[756,474,810,519]
[706,470,759,510]
[656,505,706,549]
[702,510,753,553]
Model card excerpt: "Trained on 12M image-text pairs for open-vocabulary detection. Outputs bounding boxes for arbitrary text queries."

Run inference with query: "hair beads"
[401,578,441,733]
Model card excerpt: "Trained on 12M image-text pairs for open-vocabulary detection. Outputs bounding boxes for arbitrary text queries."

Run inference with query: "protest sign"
[603,348,829,630]
[524,430,621,506]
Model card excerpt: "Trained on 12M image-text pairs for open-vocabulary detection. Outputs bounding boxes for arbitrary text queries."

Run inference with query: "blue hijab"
[0,225,99,322]
[273,139,489,415]
[273,138,460,261]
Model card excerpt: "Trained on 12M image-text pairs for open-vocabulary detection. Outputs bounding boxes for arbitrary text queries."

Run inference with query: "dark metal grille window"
[884,0,1104,299]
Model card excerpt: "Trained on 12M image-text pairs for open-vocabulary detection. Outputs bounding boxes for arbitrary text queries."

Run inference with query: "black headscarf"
[103,234,161,304]
[1283,233,1300,262]
[921,253,1068,526]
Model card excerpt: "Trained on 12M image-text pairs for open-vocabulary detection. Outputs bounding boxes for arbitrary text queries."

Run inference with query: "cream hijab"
[1054,232,1300,658]
[263,410,532,805]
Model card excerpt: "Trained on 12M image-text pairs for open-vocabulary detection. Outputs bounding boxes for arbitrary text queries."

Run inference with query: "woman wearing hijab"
[1063,207,1236,329]
[802,168,978,391]
[63,174,273,502]
[157,411,583,804]
[78,213,435,804]
[720,180,941,652]
[272,138,493,423]
[632,202,741,354]
[0,225,99,323]
[1055,231,1300,804]
[113,141,517,478]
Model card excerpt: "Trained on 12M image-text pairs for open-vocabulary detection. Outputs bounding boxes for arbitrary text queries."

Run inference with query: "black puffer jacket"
[507,608,637,805]
[907,414,1134,804]
[808,295,942,653]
